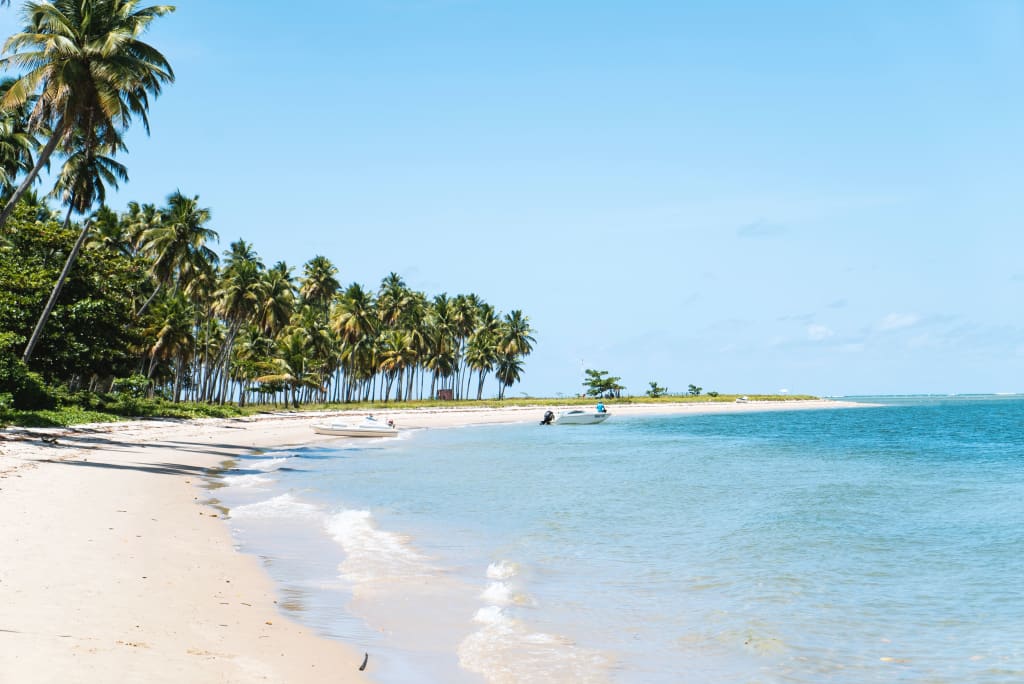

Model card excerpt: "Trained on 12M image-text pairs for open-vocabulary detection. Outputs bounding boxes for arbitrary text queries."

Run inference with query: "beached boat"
[553,409,610,425]
[310,417,398,438]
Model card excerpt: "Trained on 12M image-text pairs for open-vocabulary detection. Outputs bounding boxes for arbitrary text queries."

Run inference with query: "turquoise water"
[214,397,1024,683]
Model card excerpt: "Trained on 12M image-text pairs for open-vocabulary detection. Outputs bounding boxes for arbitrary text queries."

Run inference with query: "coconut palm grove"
[0,0,535,416]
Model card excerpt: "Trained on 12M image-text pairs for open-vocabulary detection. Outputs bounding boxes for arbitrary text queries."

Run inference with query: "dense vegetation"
[0,0,537,418]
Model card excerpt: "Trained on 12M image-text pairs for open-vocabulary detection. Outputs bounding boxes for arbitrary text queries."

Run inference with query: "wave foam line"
[325,509,436,586]
[459,606,612,683]
[230,493,323,521]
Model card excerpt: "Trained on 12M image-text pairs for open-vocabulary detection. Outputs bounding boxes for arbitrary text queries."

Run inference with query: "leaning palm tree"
[22,134,126,362]
[0,0,175,230]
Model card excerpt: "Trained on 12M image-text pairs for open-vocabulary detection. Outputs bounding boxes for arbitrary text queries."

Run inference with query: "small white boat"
[310,416,398,438]
[553,409,610,425]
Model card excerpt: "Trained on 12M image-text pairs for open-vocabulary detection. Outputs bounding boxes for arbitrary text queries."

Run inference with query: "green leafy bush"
[110,374,150,399]
[0,334,55,410]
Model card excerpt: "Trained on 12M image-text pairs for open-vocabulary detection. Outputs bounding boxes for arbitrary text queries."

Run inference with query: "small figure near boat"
[596,402,606,413]
[540,410,555,425]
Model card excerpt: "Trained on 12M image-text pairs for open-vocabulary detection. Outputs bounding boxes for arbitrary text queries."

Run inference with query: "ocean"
[211,396,1024,683]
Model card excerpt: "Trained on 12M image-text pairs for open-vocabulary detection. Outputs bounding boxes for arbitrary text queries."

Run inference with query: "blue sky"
[4,1,1023,397]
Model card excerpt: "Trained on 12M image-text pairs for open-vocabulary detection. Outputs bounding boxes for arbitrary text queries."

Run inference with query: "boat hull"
[553,411,610,425]
[310,423,398,438]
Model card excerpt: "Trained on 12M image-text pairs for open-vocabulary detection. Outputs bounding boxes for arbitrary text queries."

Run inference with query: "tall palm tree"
[258,262,295,337]
[255,328,320,408]
[331,282,378,402]
[85,205,132,254]
[464,304,500,399]
[137,191,218,315]
[0,0,175,229]
[378,272,411,329]
[449,294,478,399]
[212,251,265,403]
[495,354,524,400]
[499,310,535,357]
[298,255,339,316]
[122,200,160,253]
[22,135,126,362]
[143,293,194,392]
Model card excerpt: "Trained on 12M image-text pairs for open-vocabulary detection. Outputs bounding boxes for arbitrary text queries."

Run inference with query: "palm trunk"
[172,352,185,403]
[476,370,488,401]
[22,209,88,363]
[135,282,162,317]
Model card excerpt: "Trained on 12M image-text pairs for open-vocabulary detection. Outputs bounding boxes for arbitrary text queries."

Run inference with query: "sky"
[3,1,1023,397]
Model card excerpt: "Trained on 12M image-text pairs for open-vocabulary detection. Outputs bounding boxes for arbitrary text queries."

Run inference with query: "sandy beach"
[0,399,863,683]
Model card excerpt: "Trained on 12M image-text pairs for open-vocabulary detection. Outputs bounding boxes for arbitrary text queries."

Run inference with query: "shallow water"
[214,396,1024,682]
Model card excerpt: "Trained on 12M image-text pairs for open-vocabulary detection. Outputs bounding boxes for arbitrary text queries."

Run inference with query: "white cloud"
[807,324,835,341]
[877,313,921,331]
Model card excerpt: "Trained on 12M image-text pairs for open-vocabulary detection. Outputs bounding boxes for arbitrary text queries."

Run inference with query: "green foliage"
[582,369,624,398]
[707,391,719,397]
[687,384,702,396]
[0,206,145,381]
[0,391,12,426]
[111,374,151,399]
[0,331,55,409]
[645,381,668,398]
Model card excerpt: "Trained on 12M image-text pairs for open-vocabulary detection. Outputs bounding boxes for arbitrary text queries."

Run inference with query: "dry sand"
[0,399,864,683]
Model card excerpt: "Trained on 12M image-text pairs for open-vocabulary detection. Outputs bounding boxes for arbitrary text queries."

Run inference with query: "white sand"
[0,399,865,682]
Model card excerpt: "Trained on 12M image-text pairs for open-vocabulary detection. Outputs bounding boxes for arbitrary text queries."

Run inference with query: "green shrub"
[110,374,150,399]
[0,338,56,410]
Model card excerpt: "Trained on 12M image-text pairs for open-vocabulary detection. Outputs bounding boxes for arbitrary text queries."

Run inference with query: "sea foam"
[230,493,323,521]
[325,508,435,586]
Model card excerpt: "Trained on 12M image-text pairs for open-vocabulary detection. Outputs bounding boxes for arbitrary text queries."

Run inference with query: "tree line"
[0,1,535,409]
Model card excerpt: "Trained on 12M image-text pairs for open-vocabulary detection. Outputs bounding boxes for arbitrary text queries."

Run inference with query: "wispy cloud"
[877,313,921,331]
[737,220,788,239]
[807,324,835,341]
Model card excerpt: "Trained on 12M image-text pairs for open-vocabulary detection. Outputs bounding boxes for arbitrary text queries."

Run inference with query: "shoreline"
[0,399,869,682]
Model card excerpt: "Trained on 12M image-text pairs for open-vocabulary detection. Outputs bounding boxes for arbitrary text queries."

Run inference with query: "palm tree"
[143,293,194,401]
[378,272,411,329]
[466,303,500,399]
[499,310,535,357]
[0,0,175,229]
[299,255,339,316]
[450,294,479,399]
[255,328,321,408]
[22,135,126,362]
[495,354,525,400]
[136,191,218,315]
[257,262,295,337]
[0,77,40,193]
[122,200,161,253]
[331,282,378,401]
[212,249,265,403]
[85,205,132,255]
